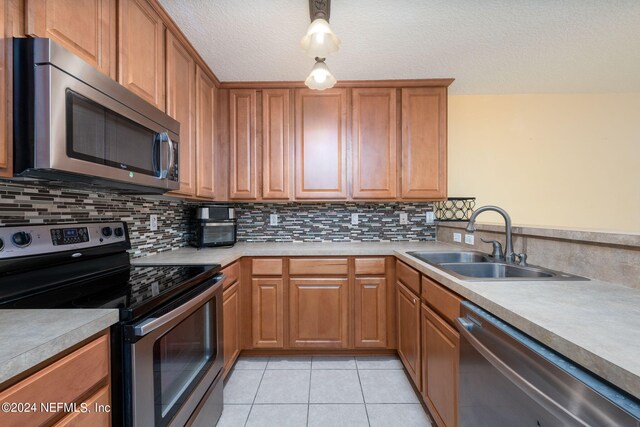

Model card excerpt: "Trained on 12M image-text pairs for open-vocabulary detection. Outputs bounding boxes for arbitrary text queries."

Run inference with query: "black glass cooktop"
[0,256,220,321]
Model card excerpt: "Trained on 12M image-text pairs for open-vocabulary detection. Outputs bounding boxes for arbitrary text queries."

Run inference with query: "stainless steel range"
[0,222,224,426]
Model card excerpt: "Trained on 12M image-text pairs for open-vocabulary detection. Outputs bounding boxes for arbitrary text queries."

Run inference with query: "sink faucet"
[465,205,522,264]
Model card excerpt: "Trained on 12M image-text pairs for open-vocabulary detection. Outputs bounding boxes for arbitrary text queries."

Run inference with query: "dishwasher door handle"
[455,317,590,426]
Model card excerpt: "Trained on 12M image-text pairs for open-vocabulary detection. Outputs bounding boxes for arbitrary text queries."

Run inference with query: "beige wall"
[447,93,640,232]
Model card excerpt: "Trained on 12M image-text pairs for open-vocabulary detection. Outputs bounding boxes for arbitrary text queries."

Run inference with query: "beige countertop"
[134,242,640,398]
[0,309,119,386]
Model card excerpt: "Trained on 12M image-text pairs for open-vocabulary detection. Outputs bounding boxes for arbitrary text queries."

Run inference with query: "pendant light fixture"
[302,0,340,90]
[304,57,337,90]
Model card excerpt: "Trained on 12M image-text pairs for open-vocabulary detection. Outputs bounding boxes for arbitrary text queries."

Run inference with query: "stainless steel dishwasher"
[456,301,640,426]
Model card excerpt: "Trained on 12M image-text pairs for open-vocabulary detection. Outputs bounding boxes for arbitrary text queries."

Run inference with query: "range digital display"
[51,227,89,245]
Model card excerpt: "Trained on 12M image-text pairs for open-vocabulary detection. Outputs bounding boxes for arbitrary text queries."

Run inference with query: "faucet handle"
[481,238,505,261]
[515,253,528,266]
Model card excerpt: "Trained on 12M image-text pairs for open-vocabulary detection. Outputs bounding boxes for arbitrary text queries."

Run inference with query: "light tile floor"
[217,355,432,427]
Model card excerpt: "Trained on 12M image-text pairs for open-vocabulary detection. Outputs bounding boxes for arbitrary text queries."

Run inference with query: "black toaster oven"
[189,206,237,248]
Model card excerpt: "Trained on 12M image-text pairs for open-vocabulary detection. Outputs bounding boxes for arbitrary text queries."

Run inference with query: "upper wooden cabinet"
[351,88,398,199]
[262,89,292,200]
[401,87,447,199]
[166,31,196,197]
[294,88,348,199]
[25,0,116,78]
[118,0,165,109]
[195,66,217,199]
[229,89,258,200]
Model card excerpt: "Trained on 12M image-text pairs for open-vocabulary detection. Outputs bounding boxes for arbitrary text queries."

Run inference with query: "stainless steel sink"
[407,251,491,264]
[406,250,588,281]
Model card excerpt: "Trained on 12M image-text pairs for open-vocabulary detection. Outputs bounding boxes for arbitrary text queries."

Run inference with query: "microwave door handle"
[133,275,225,337]
[152,134,161,177]
[166,133,175,174]
[160,132,170,179]
[455,318,589,426]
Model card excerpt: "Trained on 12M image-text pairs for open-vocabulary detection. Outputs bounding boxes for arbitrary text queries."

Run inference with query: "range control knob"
[114,227,124,237]
[101,227,113,237]
[12,232,32,247]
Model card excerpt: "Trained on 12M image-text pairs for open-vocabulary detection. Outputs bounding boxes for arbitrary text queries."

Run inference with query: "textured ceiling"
[158,0,640,94]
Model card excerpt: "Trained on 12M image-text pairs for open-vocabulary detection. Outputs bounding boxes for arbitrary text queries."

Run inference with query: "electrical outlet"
[269,214,278,226]
[465,234,475,245]
[351,213,359,225]
[149,214,158,231]
[425,212,435,224]
[400,213,408,225]
[453,232,462,242]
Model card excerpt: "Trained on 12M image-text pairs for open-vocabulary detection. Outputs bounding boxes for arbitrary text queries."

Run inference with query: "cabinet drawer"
[221,261,240,288]
[396,260,420,295]
[0,335,109,427]
[354,258,386,275]
[252,258,283,276]
[422,275,462,325]
[289,258,348,276]
[53,385,111,427]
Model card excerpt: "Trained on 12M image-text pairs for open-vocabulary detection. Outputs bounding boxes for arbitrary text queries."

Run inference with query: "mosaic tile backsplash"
[0,181,191,257]
[234,202,436,242]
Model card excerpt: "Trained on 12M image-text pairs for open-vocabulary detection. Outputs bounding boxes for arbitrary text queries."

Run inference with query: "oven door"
[125,275,224,427]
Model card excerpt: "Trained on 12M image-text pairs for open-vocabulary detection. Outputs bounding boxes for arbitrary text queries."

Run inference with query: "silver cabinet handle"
[455,317,589,426]
[133,274,224,337]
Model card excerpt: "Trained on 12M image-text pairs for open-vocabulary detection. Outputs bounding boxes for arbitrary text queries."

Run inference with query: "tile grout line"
[355,357,372,427]
[306,358,313,426]
[243,359,269,427]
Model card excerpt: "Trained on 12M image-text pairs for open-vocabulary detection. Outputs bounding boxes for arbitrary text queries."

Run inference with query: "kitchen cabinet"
[289,277,349,348]
[0,334,110,427]
[354,277,387,348]
[294,88,348,199]
[53,386,110,426]
[351,88,397,199]
[262,89,292,200]
[229,89,258,200]
[401,87,447,199]
[195,65,217,199]
[251,277,284,348]
[166,31,196,197]
[25,0,116,78]
[422,304,459,427]
[118,0,165,109]
[397,280,421,387]
[223,280,240,375]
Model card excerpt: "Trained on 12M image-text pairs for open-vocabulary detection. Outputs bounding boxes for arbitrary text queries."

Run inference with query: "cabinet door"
[352,88,397,199]
[53,385,110,426]
[262,89,292,200]
[355,277,387,348]
[118,0,165,109]
[289,278,348,348]
[229,89,257,199]
[422,304,459,427]
[166,31,196,196]
[294,88,347,199]
[252,278,284,348]
[0,0,8,177]
[397,282,421,387]
[223,281,240,373]
[26,0,116,78]
[401,87,447,199]
[195,66,217,198]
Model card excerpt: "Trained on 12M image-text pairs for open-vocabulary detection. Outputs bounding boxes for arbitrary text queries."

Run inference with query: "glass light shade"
[300,18,341,58]
[305,59,337,90]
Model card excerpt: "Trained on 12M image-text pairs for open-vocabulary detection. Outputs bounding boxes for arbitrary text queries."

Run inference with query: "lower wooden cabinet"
[397,281,421,387]
[289,277,348,348]
[223,280,240,374]
[251,277,284,348]
[354,277,387,348]
[422,304,459,427]
[0,334,110,427]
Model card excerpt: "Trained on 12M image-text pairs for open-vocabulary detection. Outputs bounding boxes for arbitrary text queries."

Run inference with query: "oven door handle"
[133,275,225,337]
[455,317,590,426]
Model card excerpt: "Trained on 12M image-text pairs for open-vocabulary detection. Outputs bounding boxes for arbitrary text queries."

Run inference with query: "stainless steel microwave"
[13,38,180,194]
